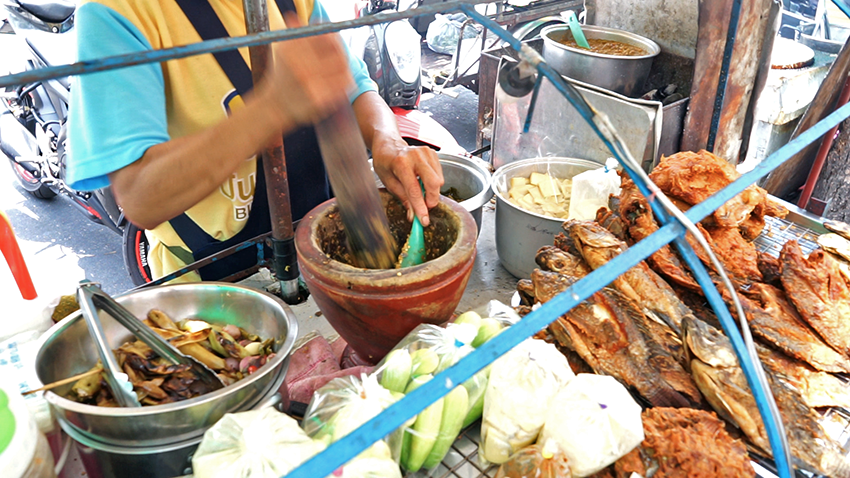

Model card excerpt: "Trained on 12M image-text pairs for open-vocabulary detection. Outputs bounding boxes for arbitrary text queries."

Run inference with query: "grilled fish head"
[682,316,738,368]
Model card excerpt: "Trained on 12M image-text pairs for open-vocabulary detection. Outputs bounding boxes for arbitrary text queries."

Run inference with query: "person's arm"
[353,92,443,227]
[108,17,353,230]
[308,0,443,227]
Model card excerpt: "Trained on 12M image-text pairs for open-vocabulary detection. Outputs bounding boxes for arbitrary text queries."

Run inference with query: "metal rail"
[0,0,497,89]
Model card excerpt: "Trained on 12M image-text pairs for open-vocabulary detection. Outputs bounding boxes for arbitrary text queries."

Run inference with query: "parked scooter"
[0,0,157,284]
[348,0,464,153]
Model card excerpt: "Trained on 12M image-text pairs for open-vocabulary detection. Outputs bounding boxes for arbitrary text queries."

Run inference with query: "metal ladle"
[76,280,225,407]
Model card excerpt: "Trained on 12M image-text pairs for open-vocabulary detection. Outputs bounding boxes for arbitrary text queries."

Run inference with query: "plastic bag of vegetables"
[302,373,403,477]
[371,302,519,472]
[538,374,644,477]
[480,338,575,466]
[192,407,326,478]
[494,439,571,478]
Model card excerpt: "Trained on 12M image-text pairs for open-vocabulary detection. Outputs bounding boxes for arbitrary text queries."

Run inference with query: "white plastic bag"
[480,338,575,466]
[538,374,644,477]
[192,407,326,478]
[568,158,621,221]
[302,374,402,476]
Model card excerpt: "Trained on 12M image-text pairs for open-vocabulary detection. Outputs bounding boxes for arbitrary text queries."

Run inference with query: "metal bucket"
[492,157,603,278]
[541,25,660,97]
[438,153,493,235]
[35,283,298,446]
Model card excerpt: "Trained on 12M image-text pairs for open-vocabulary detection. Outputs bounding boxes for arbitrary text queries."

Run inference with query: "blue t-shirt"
[67,0,377,191]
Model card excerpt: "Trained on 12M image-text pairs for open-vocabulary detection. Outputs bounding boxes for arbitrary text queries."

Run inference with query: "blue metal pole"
[0,0,494,89]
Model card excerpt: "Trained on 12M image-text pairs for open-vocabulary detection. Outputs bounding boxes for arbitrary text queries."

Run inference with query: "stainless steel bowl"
[35,282,298,446]
[439,153,493,235]
[492,157,603,278]
[541,25,660,97]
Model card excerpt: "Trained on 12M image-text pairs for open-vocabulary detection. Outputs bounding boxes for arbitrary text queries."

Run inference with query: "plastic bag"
[568,158,621,221]
[302,374,403,477]
[480,339,575,466]
[370,301,519,472]
[426,13,479,55]
[192,407,326,478]
[538,374,644,477]
[495,439,571,478]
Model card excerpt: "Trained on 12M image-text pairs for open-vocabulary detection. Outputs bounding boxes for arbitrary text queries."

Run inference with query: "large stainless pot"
[35,283,298,447]
[493,157,603,278]
[438,153,493,234]
[541,25,660,97]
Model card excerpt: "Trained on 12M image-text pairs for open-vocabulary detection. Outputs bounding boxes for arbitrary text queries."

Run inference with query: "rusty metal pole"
[243,0,301,302]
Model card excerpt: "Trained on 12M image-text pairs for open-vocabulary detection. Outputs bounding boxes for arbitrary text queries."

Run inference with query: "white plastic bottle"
[0,383,56,478]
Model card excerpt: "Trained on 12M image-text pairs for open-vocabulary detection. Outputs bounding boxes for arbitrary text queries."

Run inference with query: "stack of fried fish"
[518,150,850,477]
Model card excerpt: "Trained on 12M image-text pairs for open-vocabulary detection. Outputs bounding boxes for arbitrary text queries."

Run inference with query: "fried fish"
[781,241,850,356]
[683,316,850,477]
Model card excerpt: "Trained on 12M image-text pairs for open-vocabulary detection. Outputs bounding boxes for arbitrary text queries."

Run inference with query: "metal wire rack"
[404,423,498,478]
[755,215,821,257]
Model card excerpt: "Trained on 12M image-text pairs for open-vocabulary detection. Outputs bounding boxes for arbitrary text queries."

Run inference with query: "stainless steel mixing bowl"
[35,282,298,446]
[438,153,493,235]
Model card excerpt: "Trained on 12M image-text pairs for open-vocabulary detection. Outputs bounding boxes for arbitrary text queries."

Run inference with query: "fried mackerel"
[759,347,850,409]
[618,176,701,291]
[781,241,850,356]
[531,264,699,408]
[683,316,850,477]
[744,283,850,373]
[566,220,696,335]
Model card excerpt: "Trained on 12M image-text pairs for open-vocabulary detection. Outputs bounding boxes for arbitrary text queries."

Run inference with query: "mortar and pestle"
[295,190,477,364]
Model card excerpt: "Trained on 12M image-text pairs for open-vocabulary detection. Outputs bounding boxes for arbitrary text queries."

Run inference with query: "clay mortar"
[295,190,477,363]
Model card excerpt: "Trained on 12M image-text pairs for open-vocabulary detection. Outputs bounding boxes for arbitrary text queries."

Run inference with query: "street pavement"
[0,28,479,316]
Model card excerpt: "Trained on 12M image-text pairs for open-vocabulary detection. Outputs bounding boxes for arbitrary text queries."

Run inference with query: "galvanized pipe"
[0,0,495,89]
[242,0,300,302]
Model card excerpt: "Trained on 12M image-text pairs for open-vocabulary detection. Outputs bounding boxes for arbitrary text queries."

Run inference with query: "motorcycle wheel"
[7,159,57,199]
[122,223,153,286]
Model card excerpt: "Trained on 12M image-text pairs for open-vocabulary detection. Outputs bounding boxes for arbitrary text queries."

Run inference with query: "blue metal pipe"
[0,0,494,89]
[832,0,850,20]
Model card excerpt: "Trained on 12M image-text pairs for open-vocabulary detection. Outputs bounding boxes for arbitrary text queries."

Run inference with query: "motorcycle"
[347,0,464,153]
[0,0,155,285]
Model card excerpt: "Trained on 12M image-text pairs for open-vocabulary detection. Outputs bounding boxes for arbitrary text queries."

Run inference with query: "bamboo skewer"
[22,366,103,396]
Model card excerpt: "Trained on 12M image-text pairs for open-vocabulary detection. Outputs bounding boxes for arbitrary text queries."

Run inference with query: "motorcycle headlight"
[384,20,421,85]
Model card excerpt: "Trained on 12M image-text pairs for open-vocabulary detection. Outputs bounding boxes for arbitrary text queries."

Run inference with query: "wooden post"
[682,0,777,163]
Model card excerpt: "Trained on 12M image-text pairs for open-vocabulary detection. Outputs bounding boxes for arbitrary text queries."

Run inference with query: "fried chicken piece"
[649,150,767,228]
[702,225,762,283]
[757,250,782,285]
[633,408,755,478]
[619,176,701,291]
